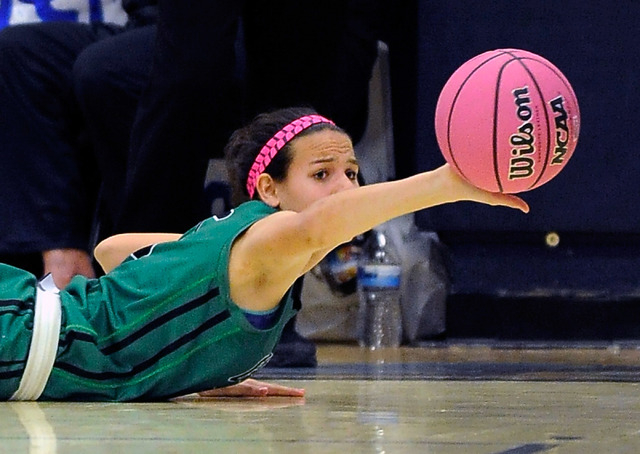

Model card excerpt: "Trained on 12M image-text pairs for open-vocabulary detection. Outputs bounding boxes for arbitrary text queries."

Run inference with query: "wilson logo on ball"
[509,86,536,181]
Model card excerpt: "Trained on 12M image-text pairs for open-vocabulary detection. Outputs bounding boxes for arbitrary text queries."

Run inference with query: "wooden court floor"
[3,343,640,453]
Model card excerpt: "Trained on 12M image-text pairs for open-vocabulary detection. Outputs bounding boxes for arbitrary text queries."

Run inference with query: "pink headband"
[246,114,335,198]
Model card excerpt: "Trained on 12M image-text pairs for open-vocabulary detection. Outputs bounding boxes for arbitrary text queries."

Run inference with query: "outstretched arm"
[296,164,529,252]
[94,233,182,273]
[229,164,529,311]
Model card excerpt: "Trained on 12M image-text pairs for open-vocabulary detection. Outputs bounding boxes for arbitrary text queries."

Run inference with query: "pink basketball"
[435,49,580,193]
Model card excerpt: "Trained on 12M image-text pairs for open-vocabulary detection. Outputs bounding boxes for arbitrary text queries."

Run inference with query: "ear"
[255,174,280,208]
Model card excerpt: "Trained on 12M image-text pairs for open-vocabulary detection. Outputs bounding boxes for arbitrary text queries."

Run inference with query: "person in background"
[0,0,158,288]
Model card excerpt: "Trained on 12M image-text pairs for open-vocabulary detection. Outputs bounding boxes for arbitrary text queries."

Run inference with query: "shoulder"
[185,202,276,234]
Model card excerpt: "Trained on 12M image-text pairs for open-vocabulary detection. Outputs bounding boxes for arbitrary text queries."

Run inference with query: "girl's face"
[267,129,359,212]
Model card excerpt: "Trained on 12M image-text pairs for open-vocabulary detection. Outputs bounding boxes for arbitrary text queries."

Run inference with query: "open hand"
[197,378,305,398]
[437,164,530,213]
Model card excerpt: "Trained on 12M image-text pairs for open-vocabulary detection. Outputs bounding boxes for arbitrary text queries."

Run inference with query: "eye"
[346,169,359,181]
[313,170,328,180]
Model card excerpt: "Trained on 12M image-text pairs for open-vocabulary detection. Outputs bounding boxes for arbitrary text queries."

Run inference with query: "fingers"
[235,378,305,397]
[198,384,263,397]
[497,194,530,213]
[256,381,306,397]
[446,166,530,213]
[438,165,529,213]
[197,379,305,398]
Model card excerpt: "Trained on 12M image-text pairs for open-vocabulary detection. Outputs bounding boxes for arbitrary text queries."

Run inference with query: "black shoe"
[268,316,317,368]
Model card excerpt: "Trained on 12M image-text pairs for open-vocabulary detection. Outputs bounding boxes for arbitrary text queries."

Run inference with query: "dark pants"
[0,21,122,257]
[73,25,156,237]
[116,0,383,233]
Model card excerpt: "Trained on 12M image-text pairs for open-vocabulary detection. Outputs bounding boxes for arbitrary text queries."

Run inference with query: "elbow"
[93,236,120,273]
[93,239,108,266]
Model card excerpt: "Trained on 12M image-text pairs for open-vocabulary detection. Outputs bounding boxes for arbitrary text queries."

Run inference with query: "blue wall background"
[389,1,640,300]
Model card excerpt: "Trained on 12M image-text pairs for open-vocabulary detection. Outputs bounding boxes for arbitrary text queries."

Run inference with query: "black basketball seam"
[515,54,579,114]
[502,50,565,190]
[445,51,507,187]
[492,51,519,193]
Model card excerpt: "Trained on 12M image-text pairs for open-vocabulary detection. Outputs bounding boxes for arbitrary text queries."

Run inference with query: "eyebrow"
[310,156,359,166]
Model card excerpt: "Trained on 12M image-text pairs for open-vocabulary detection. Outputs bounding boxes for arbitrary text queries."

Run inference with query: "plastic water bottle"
[357,230,402,349]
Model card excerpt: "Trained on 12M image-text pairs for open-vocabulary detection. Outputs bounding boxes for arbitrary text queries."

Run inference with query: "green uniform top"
[0,201,298,401]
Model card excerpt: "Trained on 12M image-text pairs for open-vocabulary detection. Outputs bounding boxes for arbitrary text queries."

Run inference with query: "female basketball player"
[0,107,528,401]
